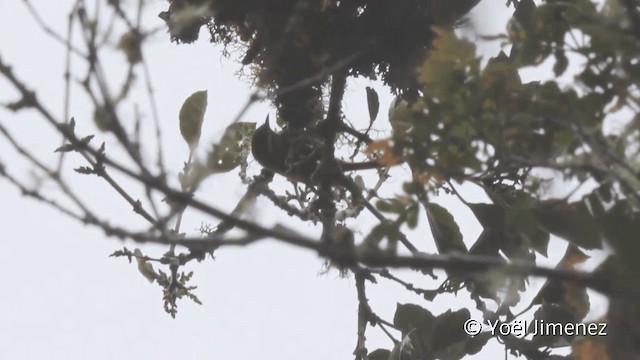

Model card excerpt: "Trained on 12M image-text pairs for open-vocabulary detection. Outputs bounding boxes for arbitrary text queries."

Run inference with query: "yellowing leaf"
[571,338,609,360]
[134,248,158,283]
[560,245,589,269]
[561,281,590,319]
[365,139,402,166]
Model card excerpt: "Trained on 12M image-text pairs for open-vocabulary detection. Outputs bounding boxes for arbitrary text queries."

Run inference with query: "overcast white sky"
[0,1,608,359]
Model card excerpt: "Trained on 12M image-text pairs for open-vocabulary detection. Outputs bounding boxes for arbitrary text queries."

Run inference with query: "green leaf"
[553,49,568,76]
[366,86,380,124]
[469,202,549,256]
[367,349,391,360]
[468,228,503,257]
[432,308,472,357]
[529,301,577,347]
[527,245,591,319]
[468,203,504,229]
[598,201,640,299]
[376,198,408,214]
[423,202,467,254]
[507,207,550,257]
[179,90,208,150]
[207,122,256,173]
[512,0,536,30]
[393,303,436,353]
[601,201,640,254]
[464,331,492,355]
[419,28,479,99]
[360,222,402,254]
[533,200,602,249]
[430,0,481,26]
[406,203,419,229]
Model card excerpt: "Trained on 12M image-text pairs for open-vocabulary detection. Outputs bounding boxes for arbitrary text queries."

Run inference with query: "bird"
[251,118,383,184]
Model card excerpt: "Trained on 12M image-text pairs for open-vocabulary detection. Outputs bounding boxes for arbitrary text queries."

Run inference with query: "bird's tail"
[339,159,385,172]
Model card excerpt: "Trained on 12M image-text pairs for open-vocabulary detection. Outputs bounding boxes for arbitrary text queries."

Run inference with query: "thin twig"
[21,0,87,58]
[1,53,159,226]
[55,3,79,173]
[354,272,370,360]
[0,123,91,215]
